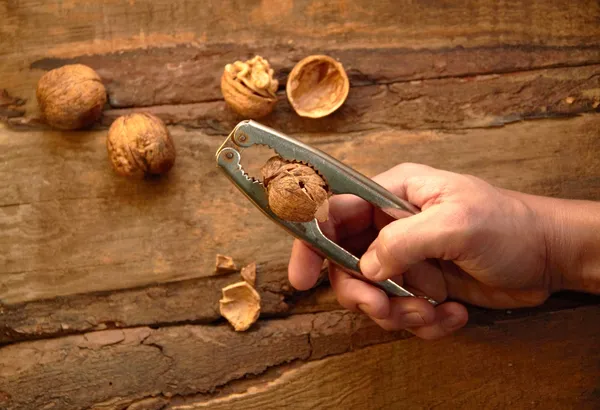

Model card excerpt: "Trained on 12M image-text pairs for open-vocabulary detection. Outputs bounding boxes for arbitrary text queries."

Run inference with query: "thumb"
[359,210,459,281]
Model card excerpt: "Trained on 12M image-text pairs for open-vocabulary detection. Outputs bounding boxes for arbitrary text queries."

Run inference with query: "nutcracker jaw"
[216,120,438,305]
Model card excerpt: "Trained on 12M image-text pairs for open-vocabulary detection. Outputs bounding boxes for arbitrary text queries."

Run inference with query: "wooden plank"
[4,0,599,58]
[90,64,600,135]
[7,58,600,134]
[2,0,600,123]
[1,115,600,308]
[0,267,295,344]
[0,310,409,410]
[1,306,597,410]
[166,306,600,410]
[20,43,600,109]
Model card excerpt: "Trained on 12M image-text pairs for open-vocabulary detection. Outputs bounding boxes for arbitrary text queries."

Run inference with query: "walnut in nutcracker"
[36,64,107,130]
[261,156,330,223]
[107,113,175,178]
[221,55,279,118]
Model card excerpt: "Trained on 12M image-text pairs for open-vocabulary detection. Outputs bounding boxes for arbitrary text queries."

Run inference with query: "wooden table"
[1,1,599,409]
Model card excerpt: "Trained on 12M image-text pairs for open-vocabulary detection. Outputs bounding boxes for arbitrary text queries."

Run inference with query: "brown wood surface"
[1,1,600,409]
[0,310,409,410]
[167,306,600,410]
[2,115,600,303]
[0,306,597,410]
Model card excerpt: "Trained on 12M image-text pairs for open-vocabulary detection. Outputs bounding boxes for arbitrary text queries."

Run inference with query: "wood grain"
[166,306,600,410]
[23,43,600,109]
[4,0,599,57]
[2,114,600,307]
[3,0,600,124]
[0,310,409,410]
[1,1,599,408]
[1,306,597,410]
[91,63,600,135]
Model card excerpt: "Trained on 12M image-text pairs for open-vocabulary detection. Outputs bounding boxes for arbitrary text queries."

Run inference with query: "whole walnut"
[261,156,329,223]
[221,55,278,118]
[36,64,107,130]
[107,113,175,178]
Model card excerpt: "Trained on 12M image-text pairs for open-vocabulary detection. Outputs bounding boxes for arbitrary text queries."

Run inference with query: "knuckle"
[441,205,481,247]
[393,162,431,175]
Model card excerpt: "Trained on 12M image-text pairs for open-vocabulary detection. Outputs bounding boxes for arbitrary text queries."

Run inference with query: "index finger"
[288,193,373,290]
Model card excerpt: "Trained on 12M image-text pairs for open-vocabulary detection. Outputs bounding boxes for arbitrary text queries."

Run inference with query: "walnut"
[106,113,175,178]
[221,55,278,118]
[261,156,329,223]
[286,55,349,118]
[219,281,261,331]
[36,64,107,130]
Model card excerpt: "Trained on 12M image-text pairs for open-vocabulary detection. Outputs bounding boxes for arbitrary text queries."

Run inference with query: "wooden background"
[1,0,600,409]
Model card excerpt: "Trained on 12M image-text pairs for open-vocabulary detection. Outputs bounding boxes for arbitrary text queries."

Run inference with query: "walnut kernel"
[221,55,278,118]
[106,113,175,178]
[36,64,107,130]
[286,55,349,118]
[261,156,329,223]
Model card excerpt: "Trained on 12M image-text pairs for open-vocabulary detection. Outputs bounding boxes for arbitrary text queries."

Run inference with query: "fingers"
[360,210,460,281]
[288,240,324,290]
[319,192,373,242]
[328,264,390,319]
[370,163,450,210]
[328,263,468,340]
[373,300,468,340]
[288,192,375,292]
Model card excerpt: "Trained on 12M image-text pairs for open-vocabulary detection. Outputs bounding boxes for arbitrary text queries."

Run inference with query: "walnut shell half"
[221,55,278,119]
[107,113,175,178]
[36,64,107,130]
[286,55,349,118]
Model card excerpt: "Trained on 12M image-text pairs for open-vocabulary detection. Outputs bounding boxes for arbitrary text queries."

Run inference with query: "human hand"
[288,163,555,340]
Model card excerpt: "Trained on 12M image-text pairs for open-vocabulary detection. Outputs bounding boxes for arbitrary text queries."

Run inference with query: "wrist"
[520,193,600,294]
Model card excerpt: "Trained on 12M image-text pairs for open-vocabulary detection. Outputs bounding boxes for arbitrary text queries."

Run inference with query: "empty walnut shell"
[221,55,278,118]
[107,113,175,178]
[286,55,349,118]
[36,64,107,130]
[261,156,330,223]
[219,281,261,332]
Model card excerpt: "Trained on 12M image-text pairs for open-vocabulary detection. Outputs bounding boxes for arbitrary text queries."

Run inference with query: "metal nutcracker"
[216,120,438,305]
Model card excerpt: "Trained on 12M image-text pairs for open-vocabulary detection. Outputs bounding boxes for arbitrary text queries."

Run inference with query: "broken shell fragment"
[286,55,349,118]
[219,281,261,331]
[241,262,257,287]
[216,254,238,274]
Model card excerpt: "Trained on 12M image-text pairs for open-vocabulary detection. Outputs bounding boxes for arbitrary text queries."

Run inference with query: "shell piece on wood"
[286,55,349,118]
[219,281,261,331]
[216,254,238,274]
[221,55,278,118]
[241,262,257,287]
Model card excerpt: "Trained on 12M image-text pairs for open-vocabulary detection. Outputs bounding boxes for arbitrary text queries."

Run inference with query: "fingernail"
[401,312,426,326]
[359,250,381,280]
[442,314,463,329]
